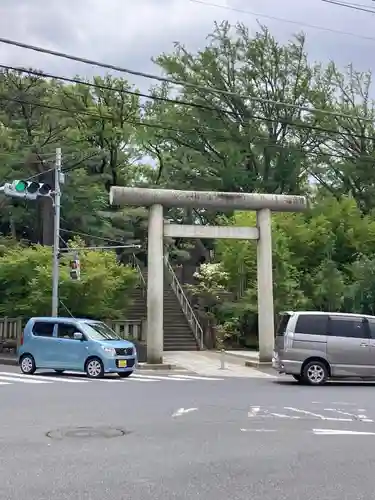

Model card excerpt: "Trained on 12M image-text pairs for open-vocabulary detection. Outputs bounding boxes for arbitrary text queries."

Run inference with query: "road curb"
[245,360,272,368]
[222,351,272,368]
[0,356,18,366]
[137,363,177,370]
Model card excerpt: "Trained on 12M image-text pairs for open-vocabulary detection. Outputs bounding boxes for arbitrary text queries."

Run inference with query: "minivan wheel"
[20,354,36,375]
[85,357,104,379]
[302,360,329,386]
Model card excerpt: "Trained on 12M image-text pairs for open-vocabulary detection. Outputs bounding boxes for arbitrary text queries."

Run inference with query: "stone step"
[129,266,201,351]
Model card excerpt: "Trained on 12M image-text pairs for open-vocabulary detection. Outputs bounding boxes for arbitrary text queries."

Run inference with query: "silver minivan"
[273,311,375,385]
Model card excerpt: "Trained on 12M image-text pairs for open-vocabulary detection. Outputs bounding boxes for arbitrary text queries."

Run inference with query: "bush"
[0,239,137,319]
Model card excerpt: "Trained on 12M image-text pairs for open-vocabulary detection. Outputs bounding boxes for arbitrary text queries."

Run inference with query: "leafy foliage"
[0,240,137,319]
[204,196,375,347]
[2,21,375,326]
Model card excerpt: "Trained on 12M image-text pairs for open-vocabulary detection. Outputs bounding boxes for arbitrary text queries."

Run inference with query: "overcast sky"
[0,0,374,91]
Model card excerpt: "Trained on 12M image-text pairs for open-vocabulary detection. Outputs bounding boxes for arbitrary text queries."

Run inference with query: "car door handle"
[360,343,369,347]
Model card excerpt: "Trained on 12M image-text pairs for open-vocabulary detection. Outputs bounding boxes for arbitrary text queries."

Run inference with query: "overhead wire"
[1,92,375,144]
[0,64,373,138]
[0,92,374,177]
[187,0,375,42]
[1,37,375,124]
[60,227,128,246]
[321,0,375,13]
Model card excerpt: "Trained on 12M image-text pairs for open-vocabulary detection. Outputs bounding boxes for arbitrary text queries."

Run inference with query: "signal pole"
[51,148,62,316]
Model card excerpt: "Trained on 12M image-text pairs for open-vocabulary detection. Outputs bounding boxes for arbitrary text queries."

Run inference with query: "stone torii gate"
[109,187,307,364]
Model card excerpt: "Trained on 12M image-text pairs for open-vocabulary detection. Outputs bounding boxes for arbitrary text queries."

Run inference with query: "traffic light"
[70,254,80,281]
[1,180,53,200]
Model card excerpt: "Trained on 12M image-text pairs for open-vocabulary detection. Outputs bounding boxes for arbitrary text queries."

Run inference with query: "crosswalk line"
[0,372,88,384]
[33,375,88,383]
[168,374,224,381]
[0,375,51,384]
[0,371,231,386]
[96,376,156,383]
[127,377,156,382]
[131,374,191,381]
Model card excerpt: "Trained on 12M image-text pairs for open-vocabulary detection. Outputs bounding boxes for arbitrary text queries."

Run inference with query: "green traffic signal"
[14,180,27,192]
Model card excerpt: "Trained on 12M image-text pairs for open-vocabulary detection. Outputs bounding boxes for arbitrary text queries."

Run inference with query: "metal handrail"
[163,255,204,349]
[130,253,146,293]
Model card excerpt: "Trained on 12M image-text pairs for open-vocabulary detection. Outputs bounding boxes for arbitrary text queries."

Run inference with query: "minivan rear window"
[295,314,328,336]
[276,313,291,336]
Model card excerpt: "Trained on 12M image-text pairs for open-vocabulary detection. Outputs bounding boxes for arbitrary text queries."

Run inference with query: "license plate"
[118,360,127,368]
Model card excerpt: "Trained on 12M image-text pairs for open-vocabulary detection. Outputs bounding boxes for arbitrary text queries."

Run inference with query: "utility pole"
[51,148,62,316]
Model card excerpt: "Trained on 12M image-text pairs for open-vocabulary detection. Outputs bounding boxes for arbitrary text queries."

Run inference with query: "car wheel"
[292,374,302,382]
[55,370,64,374]
[20,354,36,375]
[302,360,329,386]
[85,357,104,379]
[118,371,133,378]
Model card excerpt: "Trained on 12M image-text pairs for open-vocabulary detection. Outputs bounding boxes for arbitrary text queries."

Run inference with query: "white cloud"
[0,0,373,90]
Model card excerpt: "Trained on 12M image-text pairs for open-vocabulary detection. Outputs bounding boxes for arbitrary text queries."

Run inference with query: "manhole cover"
[46,426,130,440]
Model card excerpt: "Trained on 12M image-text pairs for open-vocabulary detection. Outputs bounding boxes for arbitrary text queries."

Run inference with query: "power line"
[1,92,375,144]
[1,37,375,125]
[321,0,375,13]
[0,63,256,119]
[60,228,127,246]
[188,0,375,42]
[5,63,375,136]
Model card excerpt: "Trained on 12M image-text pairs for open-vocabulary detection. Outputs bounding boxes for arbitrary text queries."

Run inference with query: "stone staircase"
[127,260,201,351]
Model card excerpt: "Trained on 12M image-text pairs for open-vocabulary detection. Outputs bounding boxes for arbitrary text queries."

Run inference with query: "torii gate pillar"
[110,187,307,364]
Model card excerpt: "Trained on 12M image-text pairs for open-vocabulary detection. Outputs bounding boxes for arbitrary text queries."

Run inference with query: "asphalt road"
[1,364,375,499]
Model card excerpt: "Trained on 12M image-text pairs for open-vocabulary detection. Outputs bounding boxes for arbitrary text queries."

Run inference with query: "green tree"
[0,241,137,319]
[143,22,332,197]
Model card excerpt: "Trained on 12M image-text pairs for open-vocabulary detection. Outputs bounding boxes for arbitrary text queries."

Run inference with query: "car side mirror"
[73,332,83,341]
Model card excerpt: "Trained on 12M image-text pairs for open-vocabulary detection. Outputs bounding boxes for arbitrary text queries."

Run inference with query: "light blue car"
[17,317,137,379]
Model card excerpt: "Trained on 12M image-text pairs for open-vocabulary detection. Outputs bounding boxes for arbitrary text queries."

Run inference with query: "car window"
[329,316,368,339]
[32,322,54,337]
[57,323,80,340]
[295,314,328,335]
[276,314,290,337]
[81,322,121,341]
[368,320,375,339]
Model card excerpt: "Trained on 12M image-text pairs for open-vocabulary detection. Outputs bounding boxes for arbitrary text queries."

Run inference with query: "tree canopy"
[0,21,375,326]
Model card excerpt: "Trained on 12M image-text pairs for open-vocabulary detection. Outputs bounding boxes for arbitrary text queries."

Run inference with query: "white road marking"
[248,407,261,417]
[323,408,373,422]
[0,375,51,384]
[313,428,375,436]
[126,377,156,383]
[270,413,300,419]
[323,408,373,423]
[331,402,357,406]
[284,407,352,421]
[240,428,276,432]
[168,374,223,381]
[131,374,188,381]
[172,407,198,417]
[0,372,88,384]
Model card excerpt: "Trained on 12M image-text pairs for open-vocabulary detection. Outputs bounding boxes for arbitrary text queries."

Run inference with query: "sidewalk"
[0,351,17,365]
[224,350,262,367]
[163,351,274,378]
